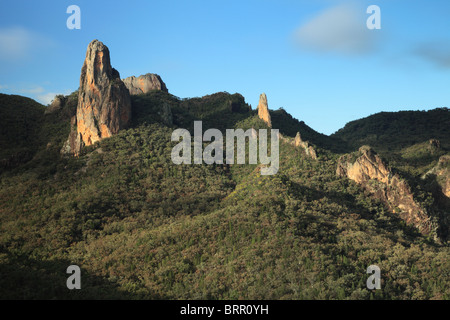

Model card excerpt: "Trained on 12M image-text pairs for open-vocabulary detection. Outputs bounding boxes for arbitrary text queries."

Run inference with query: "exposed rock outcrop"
[45,93,78,118]
[337,146,434,236]
[122,73,168,95]
[62,40,132,155]
[257,93,271,127]
[294,132,318,160]
[429,139,441,152]
[278,132,318,160]
[45,95,65,114]
[424,155,450,198]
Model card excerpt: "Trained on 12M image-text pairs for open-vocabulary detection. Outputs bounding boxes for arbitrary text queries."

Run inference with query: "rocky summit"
[122,73,168,95]
[257,93,271,127]
[61,39,131,155]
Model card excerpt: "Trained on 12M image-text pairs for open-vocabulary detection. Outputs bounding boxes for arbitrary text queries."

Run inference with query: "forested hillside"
[0,92,449,300]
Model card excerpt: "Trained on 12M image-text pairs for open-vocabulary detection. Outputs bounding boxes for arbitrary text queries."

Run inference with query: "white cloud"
[0,27,31,60]
[18,86,45,95]
[1,83,71,105]
[37,92,59,105]
[0,27,54,62]
[293,3,379,55]
[414,41,450,69]
[37,89,72,105]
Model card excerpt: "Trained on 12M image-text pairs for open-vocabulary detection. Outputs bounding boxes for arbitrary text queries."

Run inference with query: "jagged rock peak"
[257,93,271,127]
[294,132,318,160]
[294,132,302,147]
[337,146,389,184]
[122,73,168,95]
[336,146,434,236]
[82,39,113,82]
[61,39,132,155]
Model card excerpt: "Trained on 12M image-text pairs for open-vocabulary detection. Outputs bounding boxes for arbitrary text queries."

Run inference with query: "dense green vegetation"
[333,108,450,239]
[0,92,76,174]
[333,108,450,152]
[270,108,350,153]
[0,94,46,169]
[0,92,449,300]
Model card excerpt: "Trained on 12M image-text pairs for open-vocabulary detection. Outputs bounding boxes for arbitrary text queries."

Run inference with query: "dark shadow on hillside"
[288,180,428,243]
[130,90,253,133]
[383,168,449,241]
[0,251,158,300]
[332,108,450,152]
[270,109,351,154]
[420,173,450,240]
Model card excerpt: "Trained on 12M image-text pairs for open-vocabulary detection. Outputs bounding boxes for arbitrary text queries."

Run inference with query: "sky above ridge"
[0,0,449,135]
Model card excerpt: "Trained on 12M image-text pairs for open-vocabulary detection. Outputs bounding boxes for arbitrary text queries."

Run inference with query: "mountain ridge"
[0,39,449,300]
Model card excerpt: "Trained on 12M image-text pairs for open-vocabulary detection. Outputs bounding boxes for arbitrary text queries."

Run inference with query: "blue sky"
[0,0,449,135]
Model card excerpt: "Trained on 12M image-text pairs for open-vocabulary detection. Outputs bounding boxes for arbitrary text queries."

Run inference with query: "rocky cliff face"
[257,93,271,127]
[337,146,434,236]
[62,40,132,155]
[122,73,168,95]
